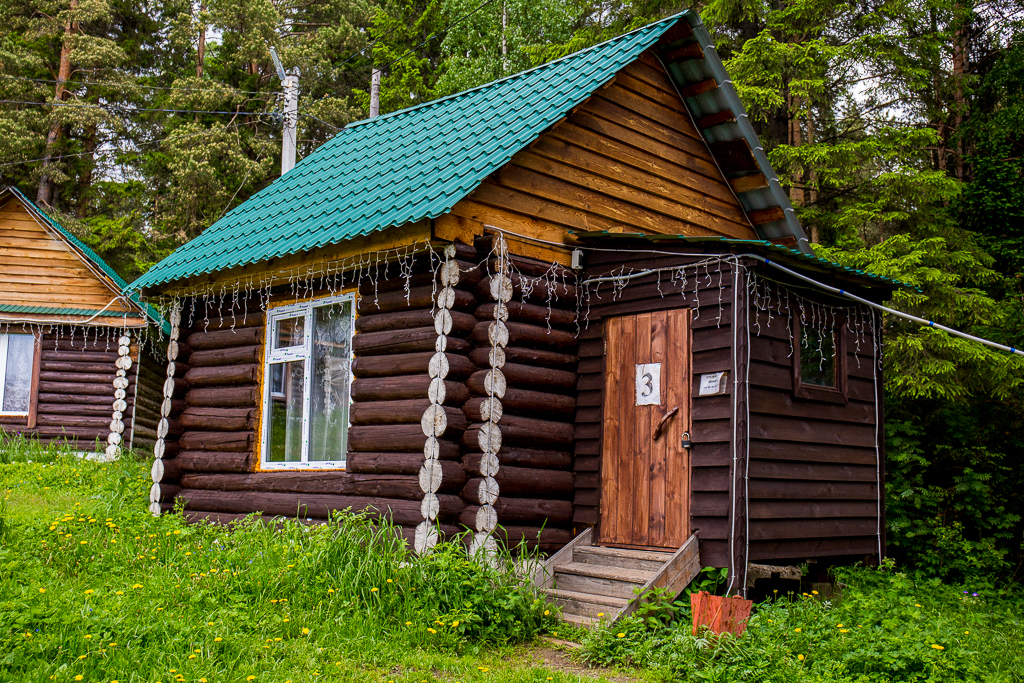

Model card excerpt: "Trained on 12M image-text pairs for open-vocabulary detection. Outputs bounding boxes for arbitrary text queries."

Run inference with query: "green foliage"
[580,562,1024,681]
[0,437,557,682]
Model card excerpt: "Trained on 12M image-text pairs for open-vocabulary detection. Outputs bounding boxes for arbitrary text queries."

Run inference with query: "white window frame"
[260,293,355,470]
[0,332,35,416]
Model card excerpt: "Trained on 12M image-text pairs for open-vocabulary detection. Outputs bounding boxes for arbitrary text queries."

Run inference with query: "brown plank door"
[599,309,691,549]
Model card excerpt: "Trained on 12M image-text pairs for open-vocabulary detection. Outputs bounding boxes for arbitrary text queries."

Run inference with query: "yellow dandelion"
[194,649,200,653]
[811,590,818,595]
[837,624,843,628]
[274,638,281,642]
[207,622,213,626]
[794,628,802,632]
[452,620,460,627]
[386,579,393,583]
[544,610,550,616]
[405,621,412,626]
[78,655,87,660]
[797,654,805,661]
[200,679,208,683]
[214,637,222,642]
[84,635,92,639]
[75,677,83,681]
[840,629,849,633]
[116,591,124,595]
[931,644,945,650]
[247,677,256,681]
[39,588,45,594]
[84,589,93,595]
[109,642,116,647]
[282,618,290,623]
[964,631,970,635]
[597,612,604,617]
[188,655,196,660]
[427,628,436,634]
[327,589,334,594]
[370,587,378,593]
[302,628,310,635]
[616,633,625,638]
[132,584,143,589]
[915,604,922,608]
[270,599,278,604]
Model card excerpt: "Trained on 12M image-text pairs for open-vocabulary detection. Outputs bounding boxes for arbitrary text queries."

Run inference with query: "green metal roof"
[2,187,167,329]
[130,11,714,291]
[0,304,143,318]
[572,231,915,292]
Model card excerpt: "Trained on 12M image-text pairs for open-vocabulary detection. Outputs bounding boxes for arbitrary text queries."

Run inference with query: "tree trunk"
[37,3,78,207]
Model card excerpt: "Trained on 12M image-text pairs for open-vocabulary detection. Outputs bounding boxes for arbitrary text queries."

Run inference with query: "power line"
[0,74,269,96]
[0,99,273,116]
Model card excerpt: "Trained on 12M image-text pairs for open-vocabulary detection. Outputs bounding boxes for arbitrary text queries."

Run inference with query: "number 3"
[640,372,654,397]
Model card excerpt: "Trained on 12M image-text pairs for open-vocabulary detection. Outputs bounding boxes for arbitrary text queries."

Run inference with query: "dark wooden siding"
[577,248,740,568]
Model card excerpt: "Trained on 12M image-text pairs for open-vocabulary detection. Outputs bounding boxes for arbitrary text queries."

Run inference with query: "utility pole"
[501,2,508,76]
[369,68,381,118]
[271,47,298,175]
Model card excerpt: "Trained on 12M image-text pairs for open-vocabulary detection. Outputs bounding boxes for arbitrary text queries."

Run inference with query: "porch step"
[541,587,629,618]
[574,545,676,572]
[553,562,655,599]
[560,612,602,628]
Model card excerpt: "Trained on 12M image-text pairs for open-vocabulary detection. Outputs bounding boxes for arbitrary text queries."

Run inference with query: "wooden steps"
[533,528,701,627]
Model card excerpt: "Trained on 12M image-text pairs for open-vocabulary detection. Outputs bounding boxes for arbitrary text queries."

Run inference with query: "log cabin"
[128,10,903,623]
[0,186,165,456]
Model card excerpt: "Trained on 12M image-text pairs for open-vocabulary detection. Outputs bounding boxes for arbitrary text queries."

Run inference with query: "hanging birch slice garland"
[437,287,456,310]
[151,457,164,482]
[469,532,497,556]
[148,501,162,516]
[488,346,505,369]
[115,368,126,379]
[414,521,439,554]
[434,334,447,353]
[169,307,182,328]
[427,377,447,404]
[428,352,449,379]
[477,476,500,505]
[167,340,179,361]
[118,345,131,357]
[166,361,176,378]
[419,459,443,494]
[113,398,127,412]
[119,335,131,347]
[114,388,126,400]
[420,493,440,521]
[106,444,120,458]
[478,452,499,478]
[490,274,513,302]
[160,397,172,417]
[493,301,509,322]
[475,504,498,533]
[107,432,122,446]
[163,377,176,397]
[488,320,509,347]
[433,308,453,335]
[153,440,165,459]
[477,420,502,454]
[420,403,447,437]
[157,418,169,440]
[116,355,133,370]
[423,436,440,461]
[109,419,124,434]
[483,369,506,398]
[440,260,460,286]
[113,376,129,390]
[112,410,122,422]
[478,396,503,423]
[149,482,162,504]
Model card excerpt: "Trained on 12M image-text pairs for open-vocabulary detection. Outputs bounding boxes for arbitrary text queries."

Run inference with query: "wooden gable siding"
[449,50,757,249]
[744,305,883,562]
[0,198,134,315]
[577,248,740,568]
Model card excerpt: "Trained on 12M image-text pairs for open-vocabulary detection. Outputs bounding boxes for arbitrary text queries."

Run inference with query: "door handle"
[653,406,679,441]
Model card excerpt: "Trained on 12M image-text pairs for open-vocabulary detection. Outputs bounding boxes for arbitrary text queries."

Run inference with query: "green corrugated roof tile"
[0,304,143,318]
[130,13,690,291]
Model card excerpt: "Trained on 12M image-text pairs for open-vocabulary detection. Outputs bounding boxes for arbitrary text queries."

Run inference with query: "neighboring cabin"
[0,187,164,455]
[128,10,900,618]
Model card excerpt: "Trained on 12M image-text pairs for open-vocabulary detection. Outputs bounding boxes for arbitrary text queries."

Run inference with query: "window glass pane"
[267,361,305,462]
[3,334,34,412]
[800,327,837,387]
[273,316,305,350]
[309,302,352,462]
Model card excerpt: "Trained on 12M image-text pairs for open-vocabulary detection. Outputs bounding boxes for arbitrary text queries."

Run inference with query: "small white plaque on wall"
[698,371,728,396]
[635,363,662,406]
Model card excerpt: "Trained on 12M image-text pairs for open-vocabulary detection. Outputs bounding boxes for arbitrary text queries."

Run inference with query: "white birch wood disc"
[149,501,162,517]
[420,403,447,437]
[107,432,122,446]
[484,368,506,398]
[112,410,123,421]
[475,504,498,532]
[428,352,449,379]
[118,345,131,357]
[113,376,129,390]
[434,334,447,353]
[443,244,456,258]
[420,492,440,521]
[477,476,499,505]
[153,439,165,459]
[160,397,172,417]
[105,443,120,458]
[433,308,453,336]
[166,361,176,378]
[423,436,440,460]
[113,398,127,412]
[490,274,513,302]
[427,377,447,404]
[488,320,509,347]
[440,260,460,286]
[437,286,455,309]
[115,368,127,378]
[119,335,131,346]
[151,457,164,482]
[118,355,133,370]
[470,531,497,555]
[163,377,176,398]
[476,422,502,453]
[109,419,124,434]
[478,452,499,477]
[169,308,182,327]
[149,482,161,504]
[488,347,505,369]
[169,325,180,342]
[414,521,438,554]
[479,396,503,423]
[157,418,169,439]
[167,340,179,361]
[419,459,443,493]
[114,388,126,400]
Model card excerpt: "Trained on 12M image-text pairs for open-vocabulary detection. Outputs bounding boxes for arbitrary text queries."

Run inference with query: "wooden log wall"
[461,235,579,553]
[577,248,739,568]
[0,328,142,449]
[744,291,882,563]
[131,344,169,454]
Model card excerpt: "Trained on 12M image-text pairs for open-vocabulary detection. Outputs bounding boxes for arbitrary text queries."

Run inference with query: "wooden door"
[599,309,691,549]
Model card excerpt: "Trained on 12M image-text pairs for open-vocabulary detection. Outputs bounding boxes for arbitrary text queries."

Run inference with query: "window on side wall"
[261,294,354,469]
[792,314,848,403]
[0,332,35,416]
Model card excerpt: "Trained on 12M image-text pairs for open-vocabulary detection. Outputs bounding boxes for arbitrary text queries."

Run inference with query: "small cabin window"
[261,294,354,469]
[0,333,35,416]
[792,315,848,403]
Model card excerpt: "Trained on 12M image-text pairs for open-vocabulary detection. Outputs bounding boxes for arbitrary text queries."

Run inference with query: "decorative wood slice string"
[423,436,440,460]
[437,287,456,309]
[163,377,176,398]
[489,347,506,369]
[119,335,131,346]
[148,501,162,516]
[419,459,443,494]
[414,521,439,553]
[151,457,164,482]
[116,355,133,370]
[112,410,122,421]
[433,308,453,336]
[428,352,449,379]
[118,345,130,357]
[477,476,499,505]
[169,308,182,327]
[490,274,513,302]
[421,492,440,520]
[475,504,498,532]
[149,482,161,504]
[109,420,124,434]
[427,377,447,404]
[108,432,122,446]
[114,376,129,390]
[434,335,447,353]
[477,396,503,423]
[113,398,127,412]
[478,452,500,477]
[492,301,509,322]
[115,368,126,378]
[440,260,460,286]
[484,369,506,398]
[488,320,509,347]
[470,532,497,555]
[157,418,169,440]
[161,397,172,417]
[153,440,165,459]
[166,361,176,378]
[476,422,502,453]
[114,388,126,400]
[420,403,448,438]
